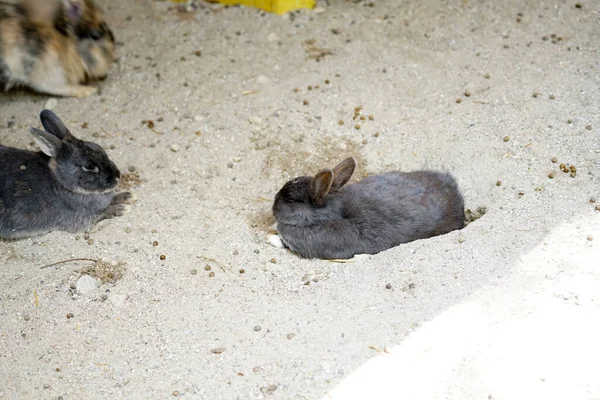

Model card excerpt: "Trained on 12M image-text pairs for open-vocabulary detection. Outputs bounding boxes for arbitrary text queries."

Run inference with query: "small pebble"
[254,249,260,254]
[84,233,90,240]
[286,333,296,339]
[458,235,465,243]
[532,92,540,98]
[518,191,525,197]
[585,125,592,130]
[368,115,374,120]
[227,161,234,168]
[355,124,360,130]
[587,235,593,241]
[260,384,278,394]
[551,157,558,163]
[549,94,555,100]
[209,272,215,277]
[210,347,225,354]
[153,241,159,246]
[595,205,600,212]
[548,173,555,179]
[456,98,462,104]
[254,325,262,332]
[567,119,573,124]
[575,3,582,8]
[484,73,490,79]
[204,265,211,271]
[172,391,180,397]
[589,197,597,203]
[464,91,471,97]
[239,268,246,274]
[66,313,74,319]
[233,250,239,255]
[270,258,277,264]
[160,255,166,260]
[385,283,392,289]
[503,136,510,142]
[302,100,309,106]
[338,120,344,125]
[43,383,50,389]
[496,180,502,186]
[23,314,30,321]
[190,269,197,275]
[170,144,180,153]
[408,283,416,290]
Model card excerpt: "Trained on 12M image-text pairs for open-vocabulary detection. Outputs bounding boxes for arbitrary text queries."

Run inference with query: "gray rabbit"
[270,157,465,259]
[0,109,132,239]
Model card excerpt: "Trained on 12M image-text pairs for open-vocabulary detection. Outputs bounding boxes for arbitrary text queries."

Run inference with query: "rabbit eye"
[82,165,99,173]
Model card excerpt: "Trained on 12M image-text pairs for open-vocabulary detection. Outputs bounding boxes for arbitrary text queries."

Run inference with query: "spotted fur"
[0,0,115,97]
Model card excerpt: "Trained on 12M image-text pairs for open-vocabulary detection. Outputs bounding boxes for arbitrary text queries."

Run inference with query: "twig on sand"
[327,259,355,263]
[197,255,231,276]
[368,345,390,354]
[40,258,98,269]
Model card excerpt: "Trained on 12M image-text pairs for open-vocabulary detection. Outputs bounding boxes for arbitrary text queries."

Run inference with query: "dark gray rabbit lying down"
[0,110,133,239]
[270,157,465,259]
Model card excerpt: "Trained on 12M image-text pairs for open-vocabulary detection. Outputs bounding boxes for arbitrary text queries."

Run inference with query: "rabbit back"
[342,171,464,251]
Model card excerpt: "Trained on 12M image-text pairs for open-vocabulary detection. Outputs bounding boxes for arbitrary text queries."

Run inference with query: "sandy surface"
[1,0,599,398]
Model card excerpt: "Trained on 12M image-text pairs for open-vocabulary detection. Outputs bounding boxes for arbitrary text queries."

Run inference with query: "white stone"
[248,116,262,125]
[76,275,99,294]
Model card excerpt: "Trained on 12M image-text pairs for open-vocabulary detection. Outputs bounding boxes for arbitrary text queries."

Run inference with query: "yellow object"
[174,0,315,15]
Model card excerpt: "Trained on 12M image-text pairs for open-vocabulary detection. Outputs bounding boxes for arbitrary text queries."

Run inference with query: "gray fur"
[0,110,131,240]
[272,157,465,259]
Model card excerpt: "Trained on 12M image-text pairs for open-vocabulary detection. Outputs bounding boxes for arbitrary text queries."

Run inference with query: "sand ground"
[1,0,599,398]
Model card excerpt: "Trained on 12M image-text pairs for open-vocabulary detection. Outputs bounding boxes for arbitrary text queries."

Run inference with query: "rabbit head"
[29,109,121,194]
[272,157,356,226]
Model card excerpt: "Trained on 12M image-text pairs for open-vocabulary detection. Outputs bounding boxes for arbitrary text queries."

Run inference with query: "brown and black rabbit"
[270,157,465,259]
[0,0,115,97]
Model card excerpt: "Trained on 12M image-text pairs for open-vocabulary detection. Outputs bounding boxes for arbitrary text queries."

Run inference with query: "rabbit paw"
[35,84,98,98]
[111,191,135,205]
[268,234,285,248]
[103,204,130,219]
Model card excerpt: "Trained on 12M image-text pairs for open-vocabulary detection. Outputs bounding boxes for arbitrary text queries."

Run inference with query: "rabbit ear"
[39,110,73,140]
[331,157,356,189]
[310,169,333,206]
[29,128,63,158]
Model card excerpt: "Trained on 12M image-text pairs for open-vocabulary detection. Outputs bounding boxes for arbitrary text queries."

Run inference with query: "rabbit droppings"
[270,157,465,259]
[0,0,115,97]
[0,110,133,239]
